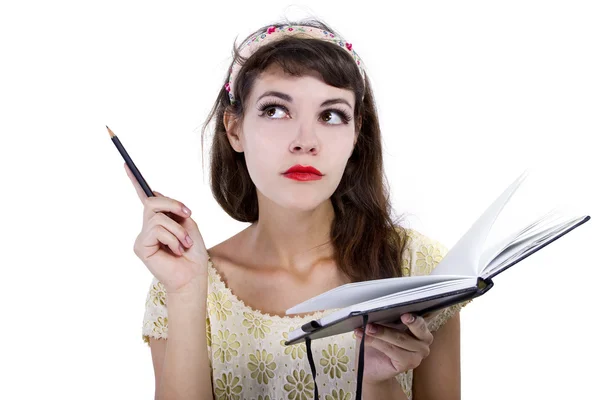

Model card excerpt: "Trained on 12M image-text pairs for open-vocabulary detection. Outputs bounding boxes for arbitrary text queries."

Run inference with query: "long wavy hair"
[201,18,408,282]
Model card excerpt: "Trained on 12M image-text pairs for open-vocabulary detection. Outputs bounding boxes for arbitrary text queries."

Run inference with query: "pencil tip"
[106,125,115,138]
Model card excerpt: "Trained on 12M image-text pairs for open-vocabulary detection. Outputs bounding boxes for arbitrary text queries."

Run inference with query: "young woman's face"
[228,64,358,211]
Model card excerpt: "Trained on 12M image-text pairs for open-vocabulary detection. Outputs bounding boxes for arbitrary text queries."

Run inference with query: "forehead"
[249,64,355,104]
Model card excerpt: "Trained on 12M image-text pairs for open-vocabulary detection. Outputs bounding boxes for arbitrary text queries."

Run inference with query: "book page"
[352,278,475,309]
[313,278,477,329]
[477,208,564,274]
[476,169,588,274]
[430,170,530,277]
[480,215,587,280]
[285,274,469,314]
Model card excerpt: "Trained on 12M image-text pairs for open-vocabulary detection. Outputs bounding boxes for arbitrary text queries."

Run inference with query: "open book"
[284,170,591,345]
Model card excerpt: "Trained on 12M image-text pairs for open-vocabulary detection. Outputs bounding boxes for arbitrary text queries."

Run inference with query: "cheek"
[241,131,283,187]
[326,131,356,167]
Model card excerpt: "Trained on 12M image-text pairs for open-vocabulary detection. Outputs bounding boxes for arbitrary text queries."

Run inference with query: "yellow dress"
[142,228,470,400]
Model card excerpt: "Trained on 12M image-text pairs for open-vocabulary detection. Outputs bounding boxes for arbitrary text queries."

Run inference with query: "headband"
[225,25,366,105]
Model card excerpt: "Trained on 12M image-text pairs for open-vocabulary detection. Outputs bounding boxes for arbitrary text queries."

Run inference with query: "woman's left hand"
[354,313,433,384]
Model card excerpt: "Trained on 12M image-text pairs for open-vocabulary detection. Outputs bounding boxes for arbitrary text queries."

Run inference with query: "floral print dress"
[142,229,469,400]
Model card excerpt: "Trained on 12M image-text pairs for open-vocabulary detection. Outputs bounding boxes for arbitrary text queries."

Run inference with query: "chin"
[281,201,322,212]
[277,191,333,212]
[255,179,336,211]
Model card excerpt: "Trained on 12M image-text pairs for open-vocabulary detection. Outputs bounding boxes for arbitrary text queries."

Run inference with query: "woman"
[134,18,467,400]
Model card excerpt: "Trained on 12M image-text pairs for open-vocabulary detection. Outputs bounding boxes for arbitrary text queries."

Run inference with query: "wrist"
[166,274,209,296]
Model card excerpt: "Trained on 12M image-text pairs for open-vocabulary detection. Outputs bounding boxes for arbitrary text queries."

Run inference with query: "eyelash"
[257,100,353,124]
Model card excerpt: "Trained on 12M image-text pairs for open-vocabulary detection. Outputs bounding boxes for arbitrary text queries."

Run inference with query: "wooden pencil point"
[106,125,115,138]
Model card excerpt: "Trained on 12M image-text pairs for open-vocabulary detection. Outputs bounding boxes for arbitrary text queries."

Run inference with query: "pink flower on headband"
[227,25,365,105]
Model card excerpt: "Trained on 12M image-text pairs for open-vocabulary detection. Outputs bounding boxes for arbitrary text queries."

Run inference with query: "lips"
[283,164,323,182]
[283,165,323,175]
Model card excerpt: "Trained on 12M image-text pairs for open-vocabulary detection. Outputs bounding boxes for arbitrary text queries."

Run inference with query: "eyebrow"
[256,91,353,109]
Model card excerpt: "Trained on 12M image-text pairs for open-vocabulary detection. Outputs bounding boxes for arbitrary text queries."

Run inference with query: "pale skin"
[135,63,460,399]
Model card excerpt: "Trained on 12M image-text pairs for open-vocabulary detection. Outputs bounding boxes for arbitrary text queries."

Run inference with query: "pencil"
[107,125,155,198]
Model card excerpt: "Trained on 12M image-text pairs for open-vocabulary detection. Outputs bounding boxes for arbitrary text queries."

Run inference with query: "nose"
[289,122,319,155]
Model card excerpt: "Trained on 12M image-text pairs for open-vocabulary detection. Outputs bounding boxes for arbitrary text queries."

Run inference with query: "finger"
[149,212,194,248]
[143,224,185,256]
[142,196,192,222]
[357,333,424,370]
[149,192,191,216]
[362,324,428,352]
[146,191,191,222]
[402,314,433,344]
[179,215,206,253]
[123,162,151,203]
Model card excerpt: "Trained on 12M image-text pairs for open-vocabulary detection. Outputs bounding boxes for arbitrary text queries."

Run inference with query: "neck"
[247,195,336,274]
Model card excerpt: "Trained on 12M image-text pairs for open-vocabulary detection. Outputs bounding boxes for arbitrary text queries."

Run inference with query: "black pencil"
[107,125,155,198]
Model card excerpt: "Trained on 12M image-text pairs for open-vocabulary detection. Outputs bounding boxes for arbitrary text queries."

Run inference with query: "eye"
[321,109,352,125]
[257,101,353,125]
[258,101,289,119]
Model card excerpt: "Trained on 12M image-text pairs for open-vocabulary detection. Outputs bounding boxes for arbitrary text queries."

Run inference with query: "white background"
[1,1,598,399]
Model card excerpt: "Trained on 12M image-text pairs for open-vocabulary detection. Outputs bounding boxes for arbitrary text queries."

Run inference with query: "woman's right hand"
[124,163,209,294]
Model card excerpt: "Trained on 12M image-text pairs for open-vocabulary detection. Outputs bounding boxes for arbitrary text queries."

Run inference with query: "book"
[284,170,591,345]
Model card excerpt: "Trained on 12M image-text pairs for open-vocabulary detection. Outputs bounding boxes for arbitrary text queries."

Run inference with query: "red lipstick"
[283,165,323,181]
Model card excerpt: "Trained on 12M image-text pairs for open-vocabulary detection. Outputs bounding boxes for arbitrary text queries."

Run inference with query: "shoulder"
[402,227,448,253]
[206,226,252,269]
[205,231,251,292]
[397,227,449,277]
[399,228,469,333]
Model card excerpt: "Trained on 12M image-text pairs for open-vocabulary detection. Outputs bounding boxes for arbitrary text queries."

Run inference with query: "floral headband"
[225,25,366,104]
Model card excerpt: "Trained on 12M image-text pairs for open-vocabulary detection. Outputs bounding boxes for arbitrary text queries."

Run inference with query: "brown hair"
[201,18,408,282]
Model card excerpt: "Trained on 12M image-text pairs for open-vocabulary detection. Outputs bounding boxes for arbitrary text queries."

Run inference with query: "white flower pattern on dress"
[213,330,241,362]
[248,349,277,384]
[320,343,350,379]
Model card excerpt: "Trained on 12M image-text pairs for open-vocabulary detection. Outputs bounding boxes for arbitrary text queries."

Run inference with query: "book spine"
[301,320,322,333]
[477,277,494,295]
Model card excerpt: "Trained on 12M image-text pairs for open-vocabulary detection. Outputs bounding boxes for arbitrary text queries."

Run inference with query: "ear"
[223,111,244,153]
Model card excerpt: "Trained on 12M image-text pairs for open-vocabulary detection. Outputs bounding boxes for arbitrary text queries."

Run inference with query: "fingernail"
[186,235,193,246]
[406,314,415,323]
[182,206,191,215]
[367,324,378,334]
[354,329,363,338]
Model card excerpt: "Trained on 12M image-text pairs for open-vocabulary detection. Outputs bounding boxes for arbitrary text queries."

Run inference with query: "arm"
[153,277,213,400]
[149,338,166,399]
[363,379,408,399]
[359,230,463,399]
[413,312,461,400]
[362,312,461,399]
